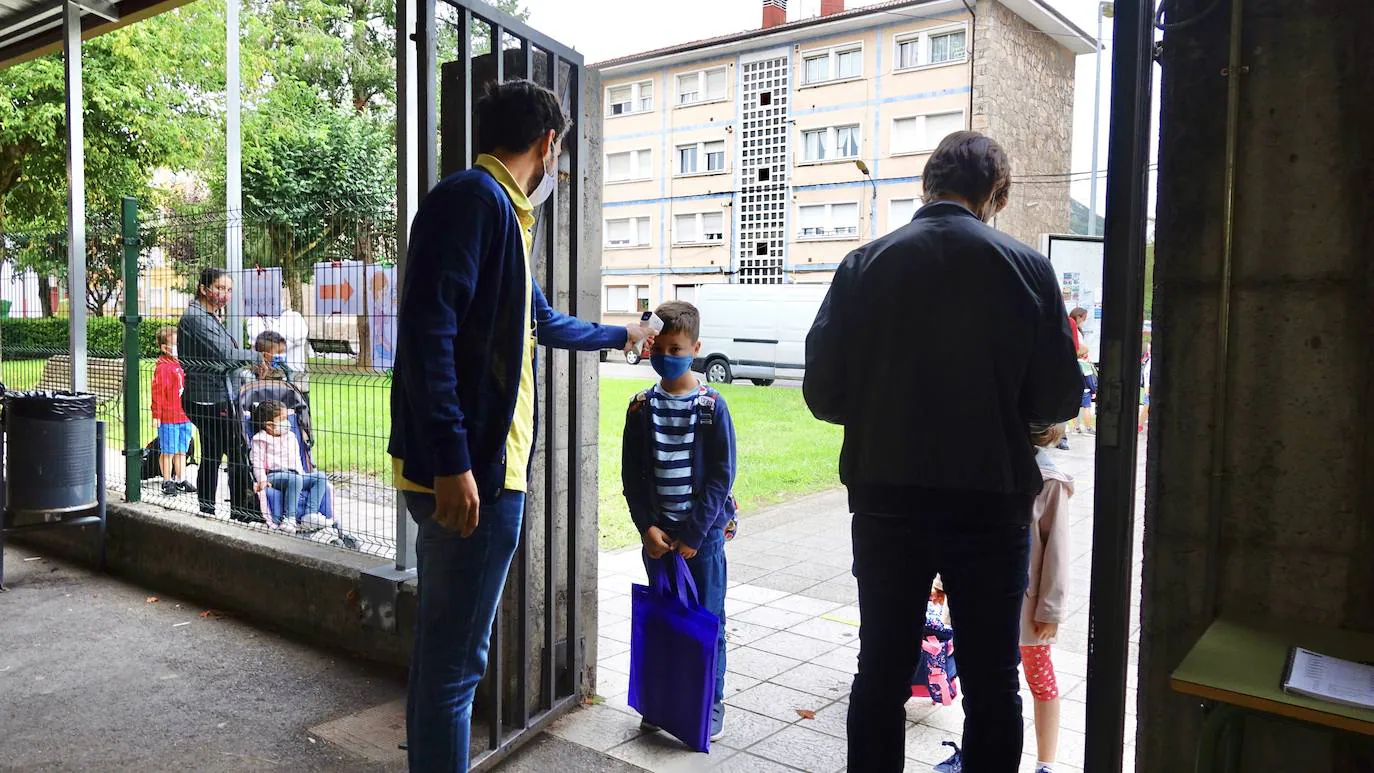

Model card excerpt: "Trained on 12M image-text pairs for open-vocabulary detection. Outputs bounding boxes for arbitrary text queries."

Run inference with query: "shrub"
[2,316,183,359]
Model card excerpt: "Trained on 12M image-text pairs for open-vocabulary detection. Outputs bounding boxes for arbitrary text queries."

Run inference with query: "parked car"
[692,283,828,386]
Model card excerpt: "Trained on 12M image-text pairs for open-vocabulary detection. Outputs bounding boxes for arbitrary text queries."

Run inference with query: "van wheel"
[625,350,641,365]
[750,379,775,387]
[705,358,731,384]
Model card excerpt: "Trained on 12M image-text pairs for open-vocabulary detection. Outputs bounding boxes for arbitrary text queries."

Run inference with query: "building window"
[677,67,728,105]
[802,124,860,163]
[607,80,653,116]
[637,286,651,312]
[889,198,920,233]
[800,42,864,85]
[674,211,725,245]
[675,140,726,175]
[891,111,966,154]
[797,202,860,240]
[674,284,697,304]
[605,285,632,312]
[606,149,653,182]
[895,25,969,71]
[605,216,651,248]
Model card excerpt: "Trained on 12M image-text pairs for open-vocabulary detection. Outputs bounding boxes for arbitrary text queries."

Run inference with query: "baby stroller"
[228,366,358,549]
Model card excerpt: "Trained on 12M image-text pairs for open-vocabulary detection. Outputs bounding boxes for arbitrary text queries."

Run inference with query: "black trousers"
[847,501,1031,773]
[184,399,252,518]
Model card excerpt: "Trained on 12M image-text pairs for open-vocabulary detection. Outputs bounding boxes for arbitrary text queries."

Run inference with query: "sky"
[520,0,1159,223]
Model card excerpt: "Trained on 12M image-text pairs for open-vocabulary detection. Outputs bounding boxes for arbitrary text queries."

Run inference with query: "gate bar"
[564,61,583,697]
[121,196,141,500]
[542,51,560,714]
[438,0,583,65]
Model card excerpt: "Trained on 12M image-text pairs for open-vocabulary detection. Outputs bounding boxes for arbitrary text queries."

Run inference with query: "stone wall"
[972,0,1075,249]
[1142,0,1374,770]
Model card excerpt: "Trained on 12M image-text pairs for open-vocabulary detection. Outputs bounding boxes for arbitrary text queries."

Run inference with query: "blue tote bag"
[627,553,721,753]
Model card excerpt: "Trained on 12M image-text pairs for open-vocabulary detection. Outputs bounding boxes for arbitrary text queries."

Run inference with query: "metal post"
[417,0,438,194]
[121,197,141,501]
[392,0,417,574]
[225,0,244,341]
[1088,2,1112,236]
[1083,0,1151,770]
[62,0,87,393]
[564,63,583,697]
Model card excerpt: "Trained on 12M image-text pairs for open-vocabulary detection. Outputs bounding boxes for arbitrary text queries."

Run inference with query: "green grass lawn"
[598,377,842,551]
[3,358,840,549]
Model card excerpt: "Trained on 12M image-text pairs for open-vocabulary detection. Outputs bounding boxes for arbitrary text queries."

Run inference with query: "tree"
[0,1,226,315]
[236,85,394,311]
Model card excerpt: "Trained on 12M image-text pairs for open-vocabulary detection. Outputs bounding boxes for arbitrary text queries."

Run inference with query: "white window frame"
[798,41,865,87]
[673,211,726,245]
[605,148,654,183]
[604,285,634,313]
[893,23,970,73]
[674,140,728,177]
[796,201,862,241]
[676,66,729,106]
[890,110,967,155]
[606,79,654,117]
[604,216,652,249]
[799,124,862,164]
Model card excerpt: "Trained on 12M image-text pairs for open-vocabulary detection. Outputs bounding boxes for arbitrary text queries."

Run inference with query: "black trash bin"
[4,391,98,517]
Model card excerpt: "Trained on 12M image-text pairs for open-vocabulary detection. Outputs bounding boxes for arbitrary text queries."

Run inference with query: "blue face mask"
[650,353,693,381]
[272,354,288,371]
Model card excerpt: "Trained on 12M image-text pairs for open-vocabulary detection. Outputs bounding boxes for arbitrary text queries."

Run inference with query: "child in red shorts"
[1023,422,1074,773]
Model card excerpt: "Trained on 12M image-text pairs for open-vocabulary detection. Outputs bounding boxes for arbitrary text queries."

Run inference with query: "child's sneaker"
[278,519,297,535]
[638,719,660,733]
[710,702,725,742]
[160,480,177,496]
[1035,766,1055,773]
[176,480,197,493]
[933,741,962,773]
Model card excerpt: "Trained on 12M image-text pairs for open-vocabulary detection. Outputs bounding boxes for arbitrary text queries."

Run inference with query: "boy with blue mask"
[622,300,738,743]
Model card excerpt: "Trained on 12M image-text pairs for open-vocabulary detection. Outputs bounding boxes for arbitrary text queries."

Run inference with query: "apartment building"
[595,0,1093,323]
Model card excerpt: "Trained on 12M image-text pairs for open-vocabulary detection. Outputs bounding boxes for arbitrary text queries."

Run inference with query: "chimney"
[821,0,845,15]
[763,0,787,29]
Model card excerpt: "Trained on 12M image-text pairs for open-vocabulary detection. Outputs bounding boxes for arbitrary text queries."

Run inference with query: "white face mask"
[273,418,292,434]
[528,145,556,207]
[168,346,178,357]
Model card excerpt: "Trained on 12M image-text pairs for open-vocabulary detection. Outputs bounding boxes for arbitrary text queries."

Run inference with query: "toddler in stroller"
[230,365,356,548]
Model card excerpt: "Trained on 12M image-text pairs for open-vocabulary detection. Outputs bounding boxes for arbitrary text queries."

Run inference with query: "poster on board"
[238,267,283,318]
[366,265,397,369]
[1044,234,1105,362]
[314,260,364,316]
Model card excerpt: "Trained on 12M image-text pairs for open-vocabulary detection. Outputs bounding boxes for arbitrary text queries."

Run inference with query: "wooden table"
[1171,617,1374,772]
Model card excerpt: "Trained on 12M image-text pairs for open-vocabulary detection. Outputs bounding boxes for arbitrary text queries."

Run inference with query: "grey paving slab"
[768,593,847,617]
[716,706,792,748]
[708,751,805,772]
[787,615,861,646]
[726,645,804,681]
[749,630,842,662]
[733,603,813,630]
[547,704,646,754]
[724,681,831,722]
[725,583,792,605]
[749,724,848,773]
[750,570,825,594]
[770,662,853,700]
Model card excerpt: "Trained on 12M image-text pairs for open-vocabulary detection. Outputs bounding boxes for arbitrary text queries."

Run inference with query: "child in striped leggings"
[1023,423,1075,773]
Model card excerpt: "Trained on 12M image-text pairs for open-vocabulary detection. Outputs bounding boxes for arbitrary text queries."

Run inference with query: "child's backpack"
[910,596,959,705]
[635,384,740,540]
[139,435,199,480]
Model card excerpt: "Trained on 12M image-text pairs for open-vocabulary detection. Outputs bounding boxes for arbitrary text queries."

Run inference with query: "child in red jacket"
[151,326,196,497]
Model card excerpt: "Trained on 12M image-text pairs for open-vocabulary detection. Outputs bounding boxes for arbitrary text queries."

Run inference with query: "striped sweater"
[649,385,699,522]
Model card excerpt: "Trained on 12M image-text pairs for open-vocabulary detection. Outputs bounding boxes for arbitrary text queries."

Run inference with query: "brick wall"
[972,0,1076,250]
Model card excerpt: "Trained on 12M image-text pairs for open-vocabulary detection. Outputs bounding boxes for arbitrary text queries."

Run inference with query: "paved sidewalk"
[547,435,1143,773]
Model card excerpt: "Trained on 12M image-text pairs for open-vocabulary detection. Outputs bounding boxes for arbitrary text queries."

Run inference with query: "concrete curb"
[11,498,416,668]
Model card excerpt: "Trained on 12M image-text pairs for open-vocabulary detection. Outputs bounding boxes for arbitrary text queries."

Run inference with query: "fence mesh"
[1,208,401,559]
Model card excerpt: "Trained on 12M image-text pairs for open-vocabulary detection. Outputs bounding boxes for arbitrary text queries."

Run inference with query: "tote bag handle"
[650,552,701,609]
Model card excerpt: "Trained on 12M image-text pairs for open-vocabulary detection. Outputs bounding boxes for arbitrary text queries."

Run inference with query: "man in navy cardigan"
[389,80,653,772]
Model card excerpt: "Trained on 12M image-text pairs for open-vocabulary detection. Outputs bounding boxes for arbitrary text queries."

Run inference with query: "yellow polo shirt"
[392,153,537,493]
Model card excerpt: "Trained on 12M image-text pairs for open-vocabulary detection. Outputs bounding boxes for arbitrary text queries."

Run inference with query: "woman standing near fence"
[178,268,254,519]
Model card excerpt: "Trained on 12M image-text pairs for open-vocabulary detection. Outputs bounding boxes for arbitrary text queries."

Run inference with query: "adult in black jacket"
[178,267,254,518]
[804,132,1081,773]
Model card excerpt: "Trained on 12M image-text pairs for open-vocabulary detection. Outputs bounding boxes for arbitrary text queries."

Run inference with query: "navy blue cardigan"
[621,386,738,550]
[389,168,627,497]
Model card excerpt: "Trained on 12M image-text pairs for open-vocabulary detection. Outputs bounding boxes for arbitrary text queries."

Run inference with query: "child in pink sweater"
[250,400,327,533]
[1022,423,1075,773]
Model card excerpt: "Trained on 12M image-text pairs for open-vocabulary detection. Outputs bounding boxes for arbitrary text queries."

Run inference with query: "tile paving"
[546,436,1144,772]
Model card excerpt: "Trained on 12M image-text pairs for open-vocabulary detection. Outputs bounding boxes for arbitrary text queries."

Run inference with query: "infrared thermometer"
[639,311,663,356]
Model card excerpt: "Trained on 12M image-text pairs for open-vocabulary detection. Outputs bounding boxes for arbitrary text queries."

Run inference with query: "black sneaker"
[161,480,177,496]
[1056,438,1071,451]
[176,480,197,494]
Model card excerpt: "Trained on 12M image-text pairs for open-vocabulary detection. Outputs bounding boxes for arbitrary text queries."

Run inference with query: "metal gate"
[398,0,590,768]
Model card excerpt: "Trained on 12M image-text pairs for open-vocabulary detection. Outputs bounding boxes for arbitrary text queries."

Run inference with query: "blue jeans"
[847,504,1031,773]
[265,470,328,525]
[405,489,525,773]
[642,526,728,704]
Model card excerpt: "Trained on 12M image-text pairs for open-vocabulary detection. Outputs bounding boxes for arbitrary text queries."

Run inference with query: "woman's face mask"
[271,416,291,435]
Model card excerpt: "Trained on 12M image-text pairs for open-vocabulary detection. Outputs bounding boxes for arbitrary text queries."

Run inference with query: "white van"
[692,284,829,386]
